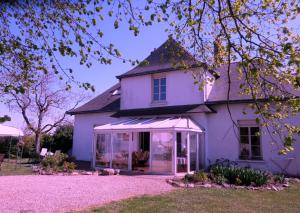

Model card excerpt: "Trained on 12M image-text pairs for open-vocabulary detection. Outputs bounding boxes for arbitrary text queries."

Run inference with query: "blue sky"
[0,18,169,129]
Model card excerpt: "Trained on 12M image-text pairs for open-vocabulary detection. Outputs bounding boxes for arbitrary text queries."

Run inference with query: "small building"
[67,38,300,176]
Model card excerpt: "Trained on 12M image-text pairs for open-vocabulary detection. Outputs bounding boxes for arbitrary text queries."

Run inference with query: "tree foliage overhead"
[0,0,299,154]
[0,0,139,93]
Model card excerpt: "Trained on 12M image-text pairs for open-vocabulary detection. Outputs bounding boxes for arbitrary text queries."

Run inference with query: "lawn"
[0,159,34,176]
[83,183,300,213]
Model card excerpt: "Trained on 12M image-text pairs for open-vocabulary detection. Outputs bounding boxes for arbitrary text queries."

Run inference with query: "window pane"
[251,146,261,159]
[176,132,187,173]
[95,134,111,168]
[251,136,260,145]
[240,144,250,160]
[160,78,166,86]
[112,133,129,170]
[190,133,197,171]
[153,79,159,86]
[240,136,249,144]
[240,127,249,136]
[153,85,159,93]
[160,85,166,93]
[153,93,159,101]
[250,127,260,136]
[151,132,173,173]
[160,92,166,100]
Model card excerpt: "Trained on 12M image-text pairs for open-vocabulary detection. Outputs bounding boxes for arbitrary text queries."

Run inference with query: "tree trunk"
[35,133,42,154]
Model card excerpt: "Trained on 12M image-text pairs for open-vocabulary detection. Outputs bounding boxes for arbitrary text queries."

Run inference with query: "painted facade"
[69,38,300,175]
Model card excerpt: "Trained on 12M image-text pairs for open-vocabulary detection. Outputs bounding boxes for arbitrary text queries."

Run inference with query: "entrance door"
[176,132,187,173]
[151,132,173,173]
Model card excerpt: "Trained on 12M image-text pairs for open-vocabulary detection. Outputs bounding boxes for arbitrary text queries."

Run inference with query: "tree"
[0,1,299,153]
[2,73,83,154]
[42,125,73,153]
[0,115,11,124]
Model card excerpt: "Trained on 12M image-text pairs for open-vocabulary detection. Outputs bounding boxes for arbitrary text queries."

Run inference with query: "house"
[67,38,300,175]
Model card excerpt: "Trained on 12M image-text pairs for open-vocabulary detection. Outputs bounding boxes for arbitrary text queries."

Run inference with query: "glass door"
[95,134,111,168]
[151,132,173,173]
[189,133,197,171]
[176,132,187,173]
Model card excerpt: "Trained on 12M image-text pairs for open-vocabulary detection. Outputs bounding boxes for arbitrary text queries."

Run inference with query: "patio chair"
[40,148,48,157]
[0,153,5,171]
[54,150,61,155]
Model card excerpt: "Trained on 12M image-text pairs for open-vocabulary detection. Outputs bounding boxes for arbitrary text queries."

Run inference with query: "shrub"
[213,175,227,185]
[210,162,270,186]
[274,174,286,184]
[184,171,208,183]
[192,171,208,183]
[62,161,76,173]
[41,125,73,153]
[184,174,193,182]
[0,137,18,157]
[41,153,76,173]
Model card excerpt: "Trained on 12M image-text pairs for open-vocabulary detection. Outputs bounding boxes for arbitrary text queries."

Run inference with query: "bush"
[210,162,270,186]
[274,174,286,184]
[184,174,193,182]
[41,125,73,153]
[0,137,18,157]
[193,171,208,183]
[213,175,227,185]
[41,153,76,173]
[184,171,208,183]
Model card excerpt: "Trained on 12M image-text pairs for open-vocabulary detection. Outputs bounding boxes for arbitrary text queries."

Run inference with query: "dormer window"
[153,77,166,101]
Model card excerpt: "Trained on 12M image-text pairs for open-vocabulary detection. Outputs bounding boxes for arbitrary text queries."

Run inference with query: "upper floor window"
[153,77,166,101]
[239,125,262,160]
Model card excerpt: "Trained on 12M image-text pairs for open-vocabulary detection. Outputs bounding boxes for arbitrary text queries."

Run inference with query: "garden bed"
[167,159,300,191]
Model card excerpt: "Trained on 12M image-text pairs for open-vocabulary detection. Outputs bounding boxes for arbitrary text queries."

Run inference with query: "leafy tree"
[42,125,73,153]
[0,0,299,153]
[0,115,11,124]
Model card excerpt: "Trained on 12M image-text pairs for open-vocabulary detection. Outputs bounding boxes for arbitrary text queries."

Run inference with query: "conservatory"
[93,117,205,175]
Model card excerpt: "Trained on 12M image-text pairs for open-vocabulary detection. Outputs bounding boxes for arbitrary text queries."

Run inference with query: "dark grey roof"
[117,37,202,79]
[112,104,215,117]
[67,83,120,115]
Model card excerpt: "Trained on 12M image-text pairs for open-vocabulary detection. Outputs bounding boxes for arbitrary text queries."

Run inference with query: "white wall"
[120,69,204,109]
[194,104,300,175]
[72,113,118,161]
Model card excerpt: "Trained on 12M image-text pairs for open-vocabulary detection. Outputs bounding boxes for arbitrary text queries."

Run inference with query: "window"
[239,126,262,160]
[153,77,166,101]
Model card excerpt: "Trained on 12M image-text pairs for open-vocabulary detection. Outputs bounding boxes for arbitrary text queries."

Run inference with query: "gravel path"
[0,175,174,213]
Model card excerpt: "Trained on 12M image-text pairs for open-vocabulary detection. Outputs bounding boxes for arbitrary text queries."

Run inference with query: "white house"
[67,38,300,176]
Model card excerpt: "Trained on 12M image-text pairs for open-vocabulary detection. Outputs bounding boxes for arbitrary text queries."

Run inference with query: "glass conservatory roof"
[94,117,204,132]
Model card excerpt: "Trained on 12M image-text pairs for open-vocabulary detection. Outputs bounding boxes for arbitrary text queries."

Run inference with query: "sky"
[1,4,299,130]
[0,15,169,129]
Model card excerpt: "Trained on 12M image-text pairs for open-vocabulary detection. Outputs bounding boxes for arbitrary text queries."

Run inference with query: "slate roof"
[112,104,215,117]
[66,83,120,115]
[116,37,202,79]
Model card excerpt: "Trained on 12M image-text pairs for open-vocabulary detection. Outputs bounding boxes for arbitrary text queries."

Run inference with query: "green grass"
[0,159,34,176]
[83,184,300,213]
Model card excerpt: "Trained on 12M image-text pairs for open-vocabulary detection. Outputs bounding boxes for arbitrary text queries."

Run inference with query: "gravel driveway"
[0,175,174,213]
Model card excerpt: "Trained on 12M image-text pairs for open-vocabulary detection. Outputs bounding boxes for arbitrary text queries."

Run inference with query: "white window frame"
[152,75,166,102]
[239,124,262,161]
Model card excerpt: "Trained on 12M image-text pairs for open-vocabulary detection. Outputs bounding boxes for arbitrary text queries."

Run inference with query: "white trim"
[149,131,153,171]
[172,130,177,175]
[196,133,199,171]
[92,133,96,168]
[128,132,133,171]
[110,133,113,168]
[187,131,191,173]
[94,127,203,133]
